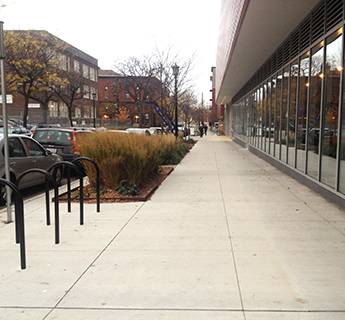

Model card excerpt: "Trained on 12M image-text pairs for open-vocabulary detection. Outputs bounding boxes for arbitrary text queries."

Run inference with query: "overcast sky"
[1,0,221,105]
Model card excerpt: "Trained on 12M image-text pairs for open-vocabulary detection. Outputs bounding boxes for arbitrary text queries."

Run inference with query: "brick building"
[98,70,162,127]
[4,30,99,126]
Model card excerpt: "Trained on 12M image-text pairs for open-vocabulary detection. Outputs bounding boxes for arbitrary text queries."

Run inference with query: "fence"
[0,106,131,128]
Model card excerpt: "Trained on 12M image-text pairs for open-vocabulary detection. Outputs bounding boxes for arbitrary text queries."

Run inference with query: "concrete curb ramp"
[1,134,345,319]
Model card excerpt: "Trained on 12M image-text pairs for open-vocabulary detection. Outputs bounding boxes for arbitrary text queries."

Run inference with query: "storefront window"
[307,43,323,179]
[281,67,289,163]
[288,60,298,167]
[296,54,309,172]
[253,91,258,147]
[321,29,342,188]
[275,71,282,159]
[266,81,271,153]
[262,83,267,151]
[256,88,261,148]
[270,78,276,156]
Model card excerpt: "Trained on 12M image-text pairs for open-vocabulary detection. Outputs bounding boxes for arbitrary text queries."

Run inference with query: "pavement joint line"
[214,138,246,317]
[42,201,146,320]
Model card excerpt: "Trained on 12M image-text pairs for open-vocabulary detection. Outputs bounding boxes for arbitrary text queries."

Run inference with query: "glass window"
[59,54,67,70]
[281,67,289,163]
[288,60,298,167]
[59,103,68,118]
[339,36,345,193]
[83,85,90,99]
[23,138,45,156]
[249,92,256,145]
[270,77,276,156]
[253,91,259,147]
[5,138,26,158]
[307,43,324,179]
[83,64,89,79]
[275,71,282,159]
[74,60,80,72]
[321,29,342,188]
[262,83,267,151]
[296,54,309,172]
[90,68,96,81]
[49,101,58,117]
[258,87,263,149]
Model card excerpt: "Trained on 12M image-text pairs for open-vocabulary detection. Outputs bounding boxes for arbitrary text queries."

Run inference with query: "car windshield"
[33,130,73,146]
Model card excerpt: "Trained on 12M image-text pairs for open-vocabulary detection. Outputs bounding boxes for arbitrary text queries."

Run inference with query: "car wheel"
[53,167,63,186]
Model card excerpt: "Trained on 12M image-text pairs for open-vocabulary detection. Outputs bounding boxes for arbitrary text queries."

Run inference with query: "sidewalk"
[1,135,345,319]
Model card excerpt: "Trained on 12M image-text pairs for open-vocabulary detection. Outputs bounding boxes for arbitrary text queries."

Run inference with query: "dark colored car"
[0,134,63,204]
[31,128,93,162]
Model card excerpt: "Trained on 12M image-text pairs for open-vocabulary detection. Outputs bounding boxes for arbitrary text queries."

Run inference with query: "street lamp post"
[172,63,179,138]
[92,92,96,128]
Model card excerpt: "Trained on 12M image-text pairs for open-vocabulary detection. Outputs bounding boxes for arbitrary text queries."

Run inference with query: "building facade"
[4,30,99,126]
[216,0,345,207]
[98,70,162,128]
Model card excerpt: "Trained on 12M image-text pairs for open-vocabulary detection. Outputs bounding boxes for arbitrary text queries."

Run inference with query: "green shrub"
[159,141,190,165]
[115,180,139,196]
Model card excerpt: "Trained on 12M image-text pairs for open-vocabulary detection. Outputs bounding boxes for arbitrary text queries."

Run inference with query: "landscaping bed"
[59,166,174,203]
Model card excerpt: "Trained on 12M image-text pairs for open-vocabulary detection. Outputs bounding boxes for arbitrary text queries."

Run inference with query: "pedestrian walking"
[204,124,208,135]
[199,124,204,137]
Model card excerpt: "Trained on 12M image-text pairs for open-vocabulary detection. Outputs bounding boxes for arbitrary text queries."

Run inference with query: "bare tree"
[113,56,159,128]
[151,46,196,129]
[53,70,89,126]
[113,46,197,129]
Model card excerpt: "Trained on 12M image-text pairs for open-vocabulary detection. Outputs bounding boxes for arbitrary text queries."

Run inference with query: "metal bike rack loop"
[72,157,100,213]
[0,178,26,269]
[48,161,85,225]
[17,169,59,244]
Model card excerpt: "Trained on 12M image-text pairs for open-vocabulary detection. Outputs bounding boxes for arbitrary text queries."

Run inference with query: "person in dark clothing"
[199,124,204,137]
[204,124,208,135]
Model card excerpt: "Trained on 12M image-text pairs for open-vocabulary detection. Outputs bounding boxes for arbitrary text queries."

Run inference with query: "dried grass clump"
[78,131,176,188]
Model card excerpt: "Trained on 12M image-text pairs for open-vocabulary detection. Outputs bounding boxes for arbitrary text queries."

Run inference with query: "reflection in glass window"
[288,60,298,167]
[307,43,323,179]
[270,78,276,156]
[296,54,309,172]
[321,29,342,188]
[262,83,267,152]
[281,67,289,163]
[265,81,271,153]
[275,72,282,159]
[253,91,258,146]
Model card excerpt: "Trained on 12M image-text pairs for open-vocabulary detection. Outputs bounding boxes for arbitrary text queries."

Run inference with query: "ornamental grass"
[78,131,188,188]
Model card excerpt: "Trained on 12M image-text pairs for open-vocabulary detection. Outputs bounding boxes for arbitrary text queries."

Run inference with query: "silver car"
[0,134,63,204]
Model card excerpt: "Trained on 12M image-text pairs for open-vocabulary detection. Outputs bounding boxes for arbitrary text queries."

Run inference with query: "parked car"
[126,128,151,135]
[0,134,63,204]
[30,123,61,132]
[0,126,32,136]
[149,127,164,135]
[31,127,93,162]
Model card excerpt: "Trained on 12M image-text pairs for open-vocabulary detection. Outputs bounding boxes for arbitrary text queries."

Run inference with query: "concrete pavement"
[1,134,345,319]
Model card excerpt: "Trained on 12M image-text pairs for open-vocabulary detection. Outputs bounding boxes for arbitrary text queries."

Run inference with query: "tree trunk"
[138,103,143,128]
[68,105,73,126]
[23,95,29,128]
[42,101,48,123]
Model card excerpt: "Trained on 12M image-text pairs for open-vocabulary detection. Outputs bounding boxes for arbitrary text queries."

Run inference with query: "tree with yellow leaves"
[4,30,64,126]
[117,106,130,123]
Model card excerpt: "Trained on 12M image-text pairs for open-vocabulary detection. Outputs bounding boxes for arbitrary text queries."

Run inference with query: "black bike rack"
[0,178,26,269]
[72,157,100,213]
[48,161,85,225]
[17,169,59,244]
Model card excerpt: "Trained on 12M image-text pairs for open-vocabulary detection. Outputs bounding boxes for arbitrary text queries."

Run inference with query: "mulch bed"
[58,166,174,203]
